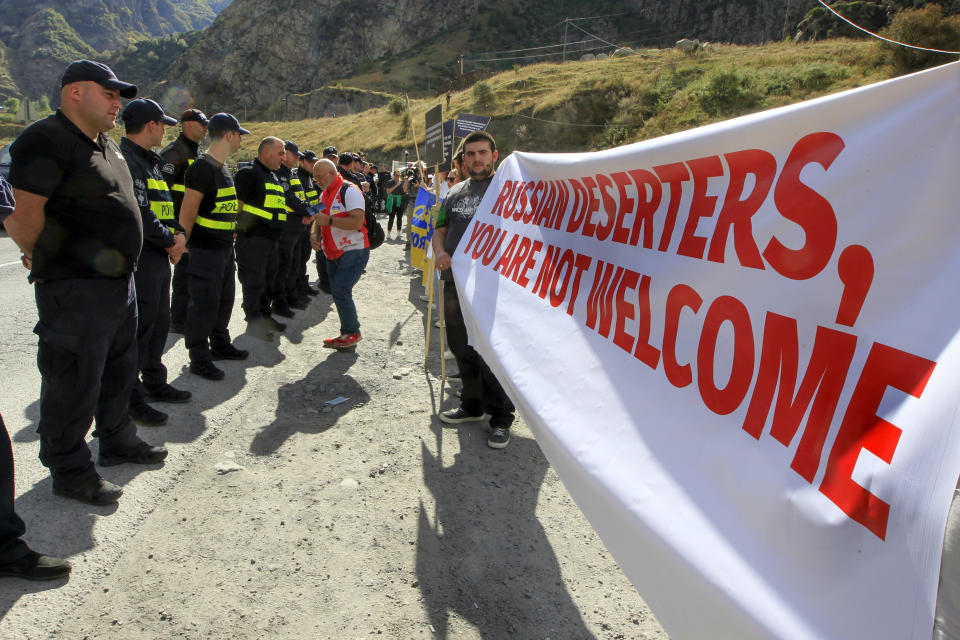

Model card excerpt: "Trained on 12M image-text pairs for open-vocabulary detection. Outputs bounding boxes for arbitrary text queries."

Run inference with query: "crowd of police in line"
[0,58,512,582]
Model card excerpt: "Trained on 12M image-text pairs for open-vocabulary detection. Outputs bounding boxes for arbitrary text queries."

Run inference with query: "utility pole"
[562,18,569,63]
[459,54,463,76]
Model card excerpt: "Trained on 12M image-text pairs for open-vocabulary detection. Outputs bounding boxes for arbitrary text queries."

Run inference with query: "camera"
[405,166,421,184]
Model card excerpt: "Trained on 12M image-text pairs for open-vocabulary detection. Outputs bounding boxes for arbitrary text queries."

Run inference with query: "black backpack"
[340,183,384,250]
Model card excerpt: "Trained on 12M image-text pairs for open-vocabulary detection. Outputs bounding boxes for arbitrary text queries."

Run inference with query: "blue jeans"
[326,248,369,334]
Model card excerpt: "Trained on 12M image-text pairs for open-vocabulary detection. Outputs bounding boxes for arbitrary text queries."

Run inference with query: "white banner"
[452,62,960,640]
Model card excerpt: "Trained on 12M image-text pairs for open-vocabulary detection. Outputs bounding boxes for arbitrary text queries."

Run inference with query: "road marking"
[0,260,23,268]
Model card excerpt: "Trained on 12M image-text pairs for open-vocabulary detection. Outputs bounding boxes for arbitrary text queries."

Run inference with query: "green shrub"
[880,5,960,73]
[697,68,760,115]
[388,96,405,116]
[473,81,494,108]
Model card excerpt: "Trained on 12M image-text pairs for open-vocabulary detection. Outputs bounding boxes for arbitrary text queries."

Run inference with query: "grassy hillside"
[232,39,899,165]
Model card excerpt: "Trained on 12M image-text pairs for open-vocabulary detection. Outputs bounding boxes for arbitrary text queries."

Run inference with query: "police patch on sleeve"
[162,163,175,176]
[133,178,149,207]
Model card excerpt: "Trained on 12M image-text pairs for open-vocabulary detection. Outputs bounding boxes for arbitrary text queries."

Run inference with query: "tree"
[3,97,19,113]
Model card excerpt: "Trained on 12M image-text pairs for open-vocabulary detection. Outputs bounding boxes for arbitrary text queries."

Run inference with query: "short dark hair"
[124,121,148,135]
[462,130,496,152]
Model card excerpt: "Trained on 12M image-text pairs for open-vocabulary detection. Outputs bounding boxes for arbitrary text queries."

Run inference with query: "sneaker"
[0,551,72,581]
[129,402,168,426]
[323,333,362,349]
[98,441,168,467]
[487,426,511,449]
[323,333,345,346]
[210,344,250,361]
[190,360,225,380]
[53,476,123,505]
[438,407,485,424]
[144,383,192,403]
[271,304,295,318]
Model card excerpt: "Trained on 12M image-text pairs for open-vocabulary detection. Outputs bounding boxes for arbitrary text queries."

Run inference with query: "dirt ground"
[0,228,668,639]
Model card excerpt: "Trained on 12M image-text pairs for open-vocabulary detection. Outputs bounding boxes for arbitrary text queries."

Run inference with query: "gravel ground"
[0,229,668,639]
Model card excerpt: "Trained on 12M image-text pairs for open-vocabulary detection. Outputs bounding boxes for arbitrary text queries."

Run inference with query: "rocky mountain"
[0,0,231,100]
[164,0,828,117]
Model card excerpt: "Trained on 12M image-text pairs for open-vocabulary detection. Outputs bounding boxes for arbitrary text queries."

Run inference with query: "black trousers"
[273,231,300,305]
[0,414,29,565]
[130,249,171,406]
[315,250,330,293]
[185,245,236,364]
[295,230,312,295]
[169,253,190,328]
[442,281,515,428]
[35,275,141,483]
[235,234,278,320]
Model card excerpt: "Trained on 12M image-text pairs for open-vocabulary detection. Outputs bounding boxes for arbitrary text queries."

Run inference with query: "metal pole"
[562,18,569,62]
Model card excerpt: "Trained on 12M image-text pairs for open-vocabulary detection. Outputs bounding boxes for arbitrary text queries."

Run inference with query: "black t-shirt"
[435,176,493,281]
[184,155,235,249]
[9,110,143,282]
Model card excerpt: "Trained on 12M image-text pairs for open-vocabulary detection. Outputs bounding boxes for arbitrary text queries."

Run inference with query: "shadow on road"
[248,349,369,456]
[416,427,594,639]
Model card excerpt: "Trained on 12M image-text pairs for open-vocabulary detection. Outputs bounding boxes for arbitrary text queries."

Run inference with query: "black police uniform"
[297,166,319,296]
[234,159,286,321]
[8,111,147,484]
[0,415,30,567]
[183,155,239,364]
[120,137,183,406]
[273,164,311,311]
[160,133,202,329]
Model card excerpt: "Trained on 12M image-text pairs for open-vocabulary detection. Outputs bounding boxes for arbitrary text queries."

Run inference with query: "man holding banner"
[433,131,515,449]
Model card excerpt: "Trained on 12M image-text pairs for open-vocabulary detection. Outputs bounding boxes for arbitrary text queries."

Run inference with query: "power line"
[465,43,616,64]
[566,21,623,49]
[465,26,674,64]
[568,10,644,22]
[815,0,960,54]
[515,113,611,128]
[462,10,650,60]
[464,36,606,58]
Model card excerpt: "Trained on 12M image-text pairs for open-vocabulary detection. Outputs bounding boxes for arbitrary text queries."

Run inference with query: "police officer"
[0,414,71,580]
[179,112,250,380]
[297,150,321,297]
[119,98,191,427]
[234,137,288,340]
[272,140,313,316]
[161,108,208,333]
[5,59,167,505]
[0,188,71,579]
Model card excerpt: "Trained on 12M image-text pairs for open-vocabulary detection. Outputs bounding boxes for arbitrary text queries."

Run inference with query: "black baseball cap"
[180,109,208,125]
[284,140,304,158]
[60,59,137,99]
[207,112,250,135]
[322,146,338,158]
[302,150,318,162]
[121,98,178,127]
